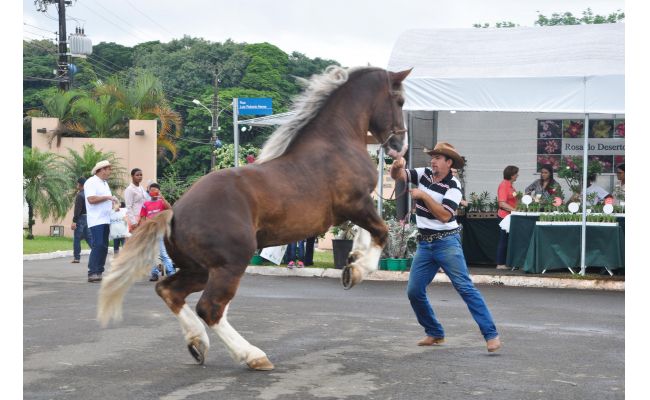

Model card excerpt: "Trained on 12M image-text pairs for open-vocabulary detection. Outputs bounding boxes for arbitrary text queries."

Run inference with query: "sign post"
[233,98,273,167]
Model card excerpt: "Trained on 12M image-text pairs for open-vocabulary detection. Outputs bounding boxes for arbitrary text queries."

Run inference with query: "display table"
[522,224,625,274]
[506,213,625,270]
[457,216,499,264]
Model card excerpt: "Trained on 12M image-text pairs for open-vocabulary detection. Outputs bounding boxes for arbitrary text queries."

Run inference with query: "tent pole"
[580,113,590,275]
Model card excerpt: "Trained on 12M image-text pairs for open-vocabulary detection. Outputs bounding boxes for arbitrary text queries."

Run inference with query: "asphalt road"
[24,257,624,400]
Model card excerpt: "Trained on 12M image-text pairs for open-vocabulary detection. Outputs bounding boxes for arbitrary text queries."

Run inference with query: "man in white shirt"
[84,160,118,283]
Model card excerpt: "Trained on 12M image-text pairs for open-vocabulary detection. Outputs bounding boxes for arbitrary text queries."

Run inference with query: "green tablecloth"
[506,215,538,268]
[522,225,625,273]
[457,216,499,265]
[506,214,625,269]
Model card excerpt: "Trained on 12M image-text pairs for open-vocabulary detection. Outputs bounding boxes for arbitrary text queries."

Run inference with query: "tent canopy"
[387,24,624,114]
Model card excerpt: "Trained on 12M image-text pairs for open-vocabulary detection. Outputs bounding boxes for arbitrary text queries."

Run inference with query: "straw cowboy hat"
[423,142,465,169]
[91,160,111,175]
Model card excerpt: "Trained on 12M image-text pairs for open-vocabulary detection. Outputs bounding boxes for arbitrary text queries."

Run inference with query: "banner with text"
[536,119,625,173]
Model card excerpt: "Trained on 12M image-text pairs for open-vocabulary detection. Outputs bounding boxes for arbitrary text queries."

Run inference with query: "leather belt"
[417,226,462,242]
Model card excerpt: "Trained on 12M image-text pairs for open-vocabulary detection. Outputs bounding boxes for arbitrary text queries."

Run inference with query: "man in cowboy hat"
[390,142,501,353]
[84,160,118,283]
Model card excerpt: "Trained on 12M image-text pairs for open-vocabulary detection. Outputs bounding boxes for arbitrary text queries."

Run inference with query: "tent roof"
[387,24,624,114]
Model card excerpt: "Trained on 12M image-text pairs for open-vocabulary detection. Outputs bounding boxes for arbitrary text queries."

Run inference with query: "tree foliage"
[474,7,624,28]
[23,147,71,238]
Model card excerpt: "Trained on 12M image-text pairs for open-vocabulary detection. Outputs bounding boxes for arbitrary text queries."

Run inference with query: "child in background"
[109,201,130,255]
[140,183,176,281]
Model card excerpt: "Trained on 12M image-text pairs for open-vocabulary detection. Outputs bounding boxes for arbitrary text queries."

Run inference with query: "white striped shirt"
[406,168,462,232]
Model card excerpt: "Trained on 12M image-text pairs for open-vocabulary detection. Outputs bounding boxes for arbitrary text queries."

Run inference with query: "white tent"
[387,23,625,274]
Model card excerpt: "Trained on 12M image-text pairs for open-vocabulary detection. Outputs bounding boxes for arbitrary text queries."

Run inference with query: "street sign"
[237,98,273,115]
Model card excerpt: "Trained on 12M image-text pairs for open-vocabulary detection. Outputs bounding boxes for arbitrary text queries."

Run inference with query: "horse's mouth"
[385,131,408,158]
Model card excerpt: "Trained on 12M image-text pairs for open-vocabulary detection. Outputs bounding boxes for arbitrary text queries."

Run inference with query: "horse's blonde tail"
[97,210,174,327]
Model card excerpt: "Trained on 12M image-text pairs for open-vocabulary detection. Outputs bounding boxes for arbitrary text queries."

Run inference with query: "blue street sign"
[238,98,273,115]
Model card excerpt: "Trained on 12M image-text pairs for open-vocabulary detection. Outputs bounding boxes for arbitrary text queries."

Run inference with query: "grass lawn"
[23,233,336,269]
[23,234,90,254]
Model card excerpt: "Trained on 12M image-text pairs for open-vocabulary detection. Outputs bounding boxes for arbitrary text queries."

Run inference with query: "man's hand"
[390,157,407,180]
[71,223,77,231]
[410,188,426,201]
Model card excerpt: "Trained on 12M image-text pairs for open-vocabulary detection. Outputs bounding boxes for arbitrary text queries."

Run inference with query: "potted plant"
[250,249,265,265]
[381,218,418,271]
[331,221,357,269]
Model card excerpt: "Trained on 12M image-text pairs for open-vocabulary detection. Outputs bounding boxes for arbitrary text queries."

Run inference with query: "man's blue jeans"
[88,224,109,276]
[73,215,93,260]
[406,233,498,340]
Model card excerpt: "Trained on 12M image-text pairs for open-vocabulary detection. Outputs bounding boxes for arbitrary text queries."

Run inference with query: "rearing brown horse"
[97,66,411,371]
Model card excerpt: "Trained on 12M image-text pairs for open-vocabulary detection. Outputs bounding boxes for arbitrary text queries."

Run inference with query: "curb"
[24,253,624,291]
[244,266,624,291]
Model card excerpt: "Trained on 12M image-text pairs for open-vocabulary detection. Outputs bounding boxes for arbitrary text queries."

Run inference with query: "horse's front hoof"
[187,340,208,365]
[247,356,274,371]
[342,265,362,290]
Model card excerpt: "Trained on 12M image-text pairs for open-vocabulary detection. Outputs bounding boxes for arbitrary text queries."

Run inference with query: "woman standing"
[124,168,147,232]
[496,165,519,270]
[614,163,625,205]
[524,164,558,202]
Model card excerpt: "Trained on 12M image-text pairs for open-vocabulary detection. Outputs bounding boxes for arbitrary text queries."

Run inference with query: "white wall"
[430,111,621,199]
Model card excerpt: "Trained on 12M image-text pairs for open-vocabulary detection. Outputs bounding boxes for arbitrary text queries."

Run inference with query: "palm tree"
[60,143,127,197]
[72,95,127,138]
[23,147,72,239]
[94,71,183,160]
[26,90,87,147]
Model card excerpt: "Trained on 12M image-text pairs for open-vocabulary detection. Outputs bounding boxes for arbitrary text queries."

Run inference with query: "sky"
[22,0,626,68]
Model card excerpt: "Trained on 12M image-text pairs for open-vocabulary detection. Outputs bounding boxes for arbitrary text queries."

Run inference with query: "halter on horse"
[97,66,412,371]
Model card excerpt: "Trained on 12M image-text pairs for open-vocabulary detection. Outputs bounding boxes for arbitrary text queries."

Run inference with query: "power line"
[121,0,175,37]
[75,0,149,43]
[23,22,56,34]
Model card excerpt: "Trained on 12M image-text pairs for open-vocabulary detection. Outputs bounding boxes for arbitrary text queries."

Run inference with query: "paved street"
[24,257,624,399]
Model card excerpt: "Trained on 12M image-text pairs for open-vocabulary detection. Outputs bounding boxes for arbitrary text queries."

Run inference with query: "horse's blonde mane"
[256,65,375,164]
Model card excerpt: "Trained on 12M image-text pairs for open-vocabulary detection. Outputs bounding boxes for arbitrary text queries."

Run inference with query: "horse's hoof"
[342,265,362,290]
[187,340,208,365]
[247,356,274,371]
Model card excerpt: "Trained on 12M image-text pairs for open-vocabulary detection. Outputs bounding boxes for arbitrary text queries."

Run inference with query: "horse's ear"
[389,68,413,83]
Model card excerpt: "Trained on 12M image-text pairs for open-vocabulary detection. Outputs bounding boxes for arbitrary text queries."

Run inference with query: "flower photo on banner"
[588,155,614,173]
[538,120,562,138]
[537,155,560,172]
[537,139,561,155]
[589,120,614,139]
[563,120,584,138]
[614,119,625,138]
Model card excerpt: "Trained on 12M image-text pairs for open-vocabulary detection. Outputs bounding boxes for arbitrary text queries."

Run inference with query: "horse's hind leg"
[155,268,210,364]
[196,266,274,371]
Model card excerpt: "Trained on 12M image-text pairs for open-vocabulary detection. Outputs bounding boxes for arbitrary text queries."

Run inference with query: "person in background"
[246,152,256,164]
[71,177,93,264]
[111,201,128,255]
[524,164,559,202]
[139,183,176,281]
[585,173,611,206]
[614,163,625,205]
[124,168,147,232]
[303,237,316,266]
[285,239,306,268]
[390,142,501,353]
[84,160,118,283]
[496,165,519,270]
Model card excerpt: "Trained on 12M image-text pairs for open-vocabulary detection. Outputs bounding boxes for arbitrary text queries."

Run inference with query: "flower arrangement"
[382,218,418,259]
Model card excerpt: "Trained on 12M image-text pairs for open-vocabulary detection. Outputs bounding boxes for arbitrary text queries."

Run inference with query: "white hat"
[91,160,111,175]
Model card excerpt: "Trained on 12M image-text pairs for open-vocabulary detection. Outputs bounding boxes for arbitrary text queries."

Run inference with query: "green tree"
[60,143,127,197]
[23,147,72,239]
[72,95,127,138]
[535,8,624,26]
[91,42,134,71]
[214,143,261,170]
[94,70,183,160]
[27,89,88,146]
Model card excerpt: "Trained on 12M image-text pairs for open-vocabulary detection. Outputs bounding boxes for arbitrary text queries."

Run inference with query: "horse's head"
[368,68,412,159]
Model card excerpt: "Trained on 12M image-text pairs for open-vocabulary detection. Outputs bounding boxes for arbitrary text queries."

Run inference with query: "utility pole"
[57,0,69,90]
[34,0,72,90]
[210,69,220,170]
